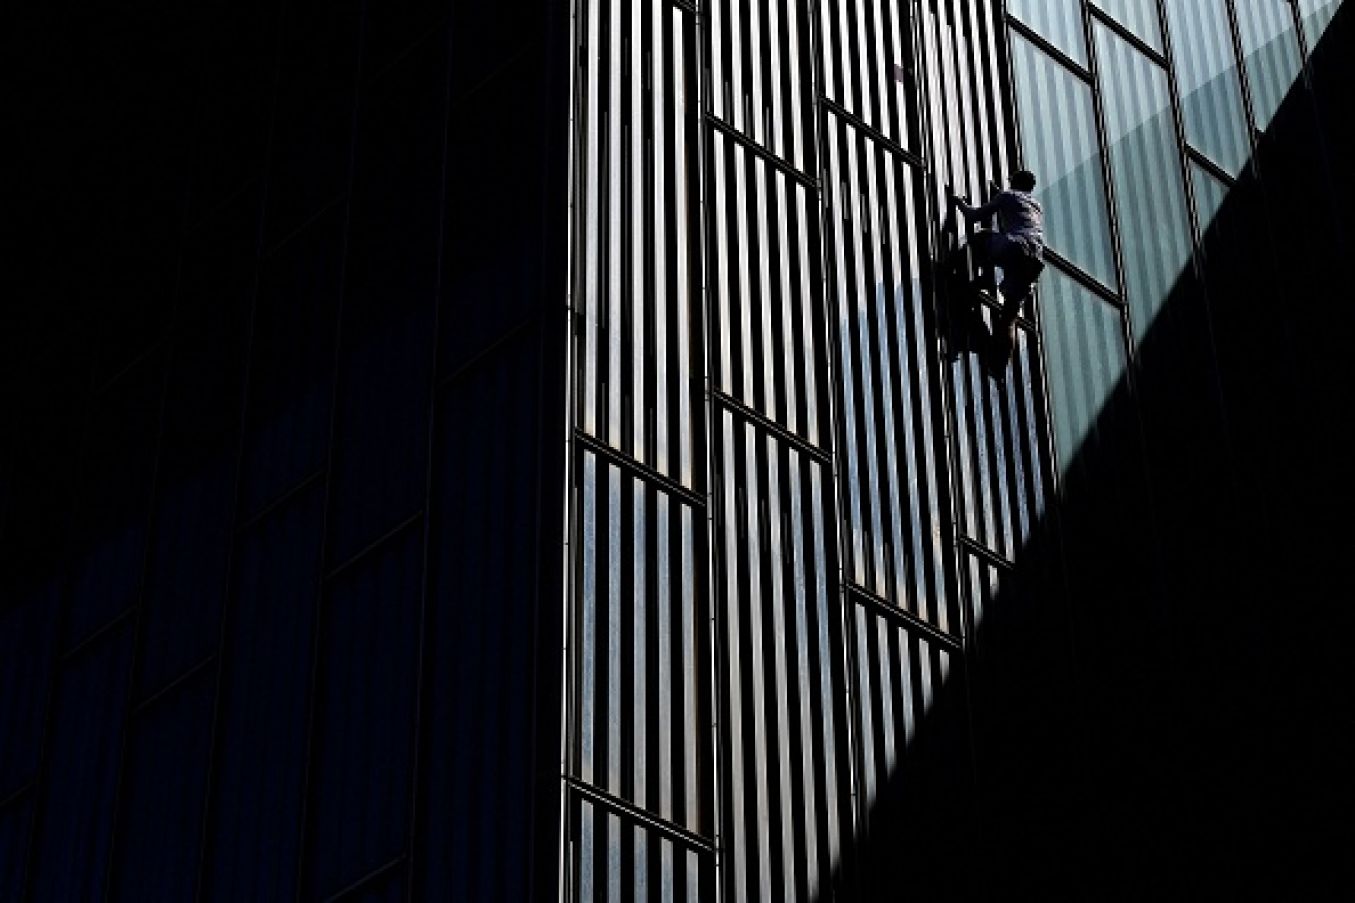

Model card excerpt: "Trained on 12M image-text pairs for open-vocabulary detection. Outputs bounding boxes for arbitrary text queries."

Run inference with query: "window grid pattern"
[567,0,1064,896]
[565,0,1343,898]
[1094,0,1165,49]
[1235,0,1304,130]
[1005,0,1327,475]
[571,451,712,836]
[575,0,702,488]
[712,410,855,901]
[947,303,1047,560]
[823,110,956,631]
[708,131,833,445]
[709,0,817,171]
[819,0,921,148]
[570,794,715,903]
[924,0,1051,570]
[847,600,955,839]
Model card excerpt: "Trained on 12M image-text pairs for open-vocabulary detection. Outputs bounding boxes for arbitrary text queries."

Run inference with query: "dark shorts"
[970,230,1044,303]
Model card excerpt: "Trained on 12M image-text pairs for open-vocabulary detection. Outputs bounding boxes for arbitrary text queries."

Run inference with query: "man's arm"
[955,191,1003,224]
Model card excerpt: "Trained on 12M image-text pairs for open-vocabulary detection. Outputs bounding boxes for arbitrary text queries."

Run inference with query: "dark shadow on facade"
[832,6,1355,899]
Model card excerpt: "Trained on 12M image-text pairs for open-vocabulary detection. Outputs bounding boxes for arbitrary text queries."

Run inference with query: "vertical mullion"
[688,4,728,900]
[608,0,623,445]
[583,0,603,437]
[632,0,647,465]
[997,2,1063,500]
[654,0,670,477]
[753,162,774,419]
[1079,1,1138,365]
[777,179,801,436]
[1224,0,1264,143]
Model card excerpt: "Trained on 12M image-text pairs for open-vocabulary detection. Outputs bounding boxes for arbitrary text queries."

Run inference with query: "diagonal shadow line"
[818,6,1355,899]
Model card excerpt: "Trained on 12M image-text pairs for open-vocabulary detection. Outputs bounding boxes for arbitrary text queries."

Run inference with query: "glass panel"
[1007,0,1087,65]
[1163,0,1253,175]
[110,676,214,902]
[712,412,853,899]
[1191,160,1231,233]
[1235,0,1304,130]
[573,451,709,834]
[1009,33,1118,288]
[577,2,699,486]
[1095,23,1194,342]
[207,484,324,902]
[571,796,714,902]
[29,628,133,902]
[307,527,422,899]
[0,585,58,798]
[1094,0,1163,50]
[711,0,824,161]
[818,0,917,148]
[1298,0,1345,50]
[1038,268,1127,474]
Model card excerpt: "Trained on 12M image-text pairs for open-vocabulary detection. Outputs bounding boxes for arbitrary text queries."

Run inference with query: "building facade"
[560,0,1348,898]
[2,0,1351,900]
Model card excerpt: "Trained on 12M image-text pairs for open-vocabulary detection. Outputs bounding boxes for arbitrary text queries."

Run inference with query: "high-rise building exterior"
[3,1,1351,900]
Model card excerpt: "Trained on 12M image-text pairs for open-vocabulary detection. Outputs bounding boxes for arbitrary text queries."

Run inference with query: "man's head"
[1010,169,1037,192]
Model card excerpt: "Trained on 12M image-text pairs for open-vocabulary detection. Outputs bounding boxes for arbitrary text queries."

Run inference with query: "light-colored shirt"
[963,190,1045,253]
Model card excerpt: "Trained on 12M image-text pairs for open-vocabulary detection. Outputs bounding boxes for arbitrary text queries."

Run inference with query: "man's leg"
[966,230,999,284]
[989,251,1036,377]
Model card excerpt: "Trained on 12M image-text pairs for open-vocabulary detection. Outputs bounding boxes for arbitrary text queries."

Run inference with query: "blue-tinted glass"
[1038,268,1127,473]
[1008,0,1087,65]
[110,676,214,902]
[1235,0,1304,130]
[29,628,133,902]
[1163,0,1253,175]
[308,526,421,898]
[205,484,324,903]
[0,798,32,900]
[1094,0,1163,49]
[1009,34,1118,288]
[1299,0,1345,49]
[1095,23,1194,342]
[0,584,58,797]
[421,333,540,901]
[1191,161,1232,233]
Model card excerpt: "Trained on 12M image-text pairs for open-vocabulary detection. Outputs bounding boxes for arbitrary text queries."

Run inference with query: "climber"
[951,169,1045,375]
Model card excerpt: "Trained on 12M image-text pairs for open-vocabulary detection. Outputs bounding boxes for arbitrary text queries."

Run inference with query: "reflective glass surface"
[1009,32,1117,288]
[1038,268,1127,473]
[1007,0,1087,65]
[1190,160,1231,234]
[1095,22,1194,341]
[1235,0,1304,130]
[1299,0,1345,49]
[1163,0,1253,175]
[1094,0,1163,50]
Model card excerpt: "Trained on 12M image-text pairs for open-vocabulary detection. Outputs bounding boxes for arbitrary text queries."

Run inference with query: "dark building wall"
[4,2,571,900]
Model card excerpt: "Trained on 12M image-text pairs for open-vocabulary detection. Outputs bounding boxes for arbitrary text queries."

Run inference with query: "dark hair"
[1011,169,1037,192]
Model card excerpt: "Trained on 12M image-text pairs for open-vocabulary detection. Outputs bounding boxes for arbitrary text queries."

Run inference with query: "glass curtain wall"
[1005,0,1338,472]
[565,0,1042,898]
[565,0,1345,896]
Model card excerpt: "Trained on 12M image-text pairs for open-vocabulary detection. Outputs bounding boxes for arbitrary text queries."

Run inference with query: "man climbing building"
[951,169,1045,376]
